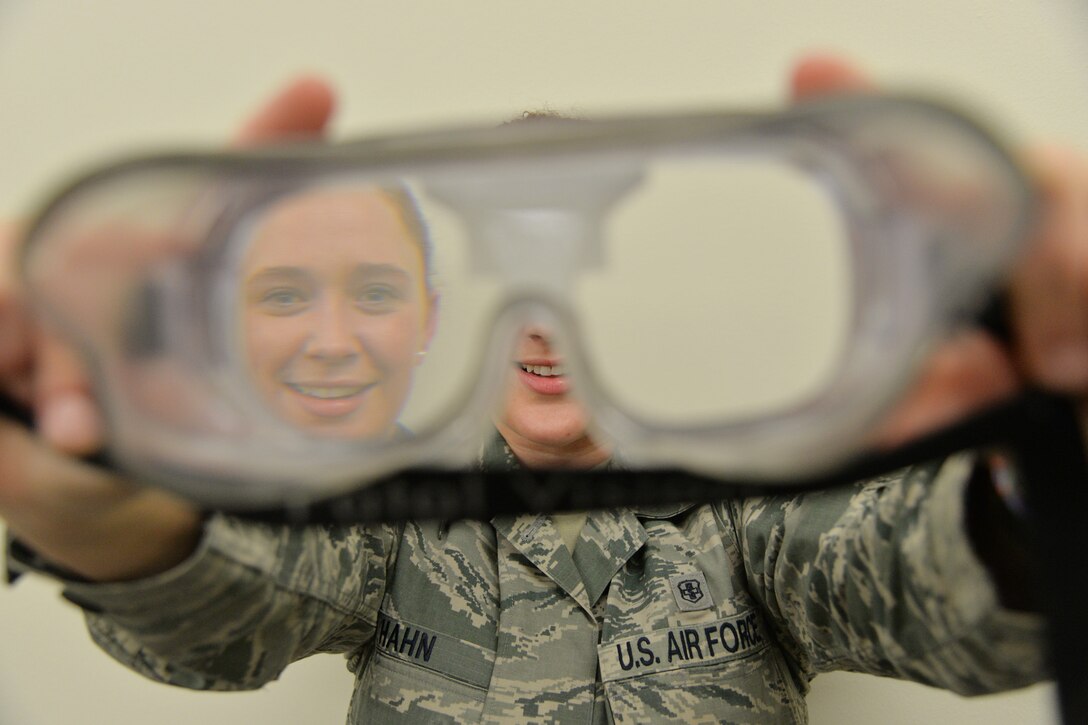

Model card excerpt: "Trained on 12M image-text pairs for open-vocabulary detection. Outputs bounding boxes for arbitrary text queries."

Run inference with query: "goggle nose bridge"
[422,157,645,296]
[470,208,603,297]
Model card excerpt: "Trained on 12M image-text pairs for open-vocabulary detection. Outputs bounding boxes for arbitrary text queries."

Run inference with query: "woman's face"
[241,186,435,439]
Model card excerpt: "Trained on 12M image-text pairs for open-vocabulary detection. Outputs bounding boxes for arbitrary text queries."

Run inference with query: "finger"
[0,222,34,405]
[1008,145,1088,390]
[0,219,23,289]
[871,330,1019,448]
[32,327,103,455]
[0,412,120,515]
[0,228,30,372]
[0,294,31,386]
[231,74,337,147]
[789,52,875,102]
[0,415,200,582]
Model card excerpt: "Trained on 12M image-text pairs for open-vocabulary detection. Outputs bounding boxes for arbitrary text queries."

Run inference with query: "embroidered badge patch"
[669,571,714,612]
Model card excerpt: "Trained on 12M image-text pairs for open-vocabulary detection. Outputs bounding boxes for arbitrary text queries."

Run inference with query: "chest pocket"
[350,608,495,724]
[349,519,500,724]
[595,508,806,723]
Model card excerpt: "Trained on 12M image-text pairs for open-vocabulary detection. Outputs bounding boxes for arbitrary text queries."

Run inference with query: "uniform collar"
[484,431,695,609]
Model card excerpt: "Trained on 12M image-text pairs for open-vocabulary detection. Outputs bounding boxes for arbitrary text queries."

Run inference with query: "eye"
[257,287,310,315]
[354,284,404,313]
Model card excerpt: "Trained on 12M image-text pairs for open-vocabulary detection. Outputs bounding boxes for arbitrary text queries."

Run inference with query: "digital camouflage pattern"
[11,438,1047,723]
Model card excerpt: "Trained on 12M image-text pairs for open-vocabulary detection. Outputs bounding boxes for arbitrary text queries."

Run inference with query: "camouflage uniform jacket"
[11,440,1046,723]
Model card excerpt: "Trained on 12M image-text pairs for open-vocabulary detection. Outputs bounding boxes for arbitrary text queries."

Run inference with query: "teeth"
[289,384,368,399]
[520,364,565,377]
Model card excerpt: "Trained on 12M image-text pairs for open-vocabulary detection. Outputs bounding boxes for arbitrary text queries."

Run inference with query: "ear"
[789,53,875,103]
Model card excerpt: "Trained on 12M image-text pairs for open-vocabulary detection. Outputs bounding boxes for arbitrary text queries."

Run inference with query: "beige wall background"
[1,1,1085,723]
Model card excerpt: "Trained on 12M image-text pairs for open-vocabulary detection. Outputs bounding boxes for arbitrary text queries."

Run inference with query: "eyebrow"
[249,264,311,277]
[348,263,413,285]
[246,267,315,287]
[247,264,414,288]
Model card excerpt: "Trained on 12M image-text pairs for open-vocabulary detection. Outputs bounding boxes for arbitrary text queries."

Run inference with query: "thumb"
[231,74,338,147]
[790,53,875,102]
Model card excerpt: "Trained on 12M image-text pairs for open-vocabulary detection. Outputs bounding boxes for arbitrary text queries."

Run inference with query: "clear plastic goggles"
[18,94,1035,507]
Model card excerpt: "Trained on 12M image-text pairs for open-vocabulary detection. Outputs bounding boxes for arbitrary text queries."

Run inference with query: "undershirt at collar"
[551,511,589,553]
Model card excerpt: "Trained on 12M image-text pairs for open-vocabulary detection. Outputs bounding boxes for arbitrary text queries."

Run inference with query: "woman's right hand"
[0,76,337,581]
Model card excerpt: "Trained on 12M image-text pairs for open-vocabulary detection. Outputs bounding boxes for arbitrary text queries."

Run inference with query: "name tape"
[373,611,496,689]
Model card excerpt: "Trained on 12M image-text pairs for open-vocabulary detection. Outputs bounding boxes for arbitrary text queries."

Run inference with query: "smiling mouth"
[519,363,566,377]
[515,362,569,396]
[286,383,373,400]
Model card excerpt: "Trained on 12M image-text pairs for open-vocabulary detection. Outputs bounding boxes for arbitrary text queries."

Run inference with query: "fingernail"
[1043,344,1088,388]
[39,394,100,454]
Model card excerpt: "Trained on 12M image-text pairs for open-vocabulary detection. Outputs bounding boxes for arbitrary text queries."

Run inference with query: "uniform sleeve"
[15,514,399,691]
[727,453,1048,696]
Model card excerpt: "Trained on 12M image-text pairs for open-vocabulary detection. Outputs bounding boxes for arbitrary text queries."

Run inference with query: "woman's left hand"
[791,54,1088,445]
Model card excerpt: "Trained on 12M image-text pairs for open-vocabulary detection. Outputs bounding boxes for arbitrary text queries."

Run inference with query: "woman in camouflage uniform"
[2,56,1081,722]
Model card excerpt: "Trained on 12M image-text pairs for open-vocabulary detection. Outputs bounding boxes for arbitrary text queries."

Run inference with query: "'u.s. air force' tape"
[597,610,768,681]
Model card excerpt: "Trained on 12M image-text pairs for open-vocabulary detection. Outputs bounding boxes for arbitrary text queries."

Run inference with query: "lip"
[284,381,376,418]
[514,360,569,396]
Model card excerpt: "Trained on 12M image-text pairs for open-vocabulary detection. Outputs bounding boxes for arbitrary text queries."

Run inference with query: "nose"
[520,324,553,343]
[517,323,560,355]
[305,298,360,363]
